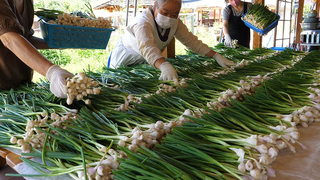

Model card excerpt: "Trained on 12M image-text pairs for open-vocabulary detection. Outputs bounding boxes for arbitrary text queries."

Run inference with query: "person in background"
[109,0,235,81]
[222,0,252,48]
[0,0,73,98]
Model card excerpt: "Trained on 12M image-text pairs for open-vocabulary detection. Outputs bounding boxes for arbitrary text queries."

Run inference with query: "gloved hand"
[213,53,235,68]
[224,34,232,47]
[159,62,178,81]
[46,65,74,98]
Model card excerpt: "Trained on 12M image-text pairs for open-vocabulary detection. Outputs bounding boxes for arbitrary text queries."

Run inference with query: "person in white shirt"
[109,0,234,81]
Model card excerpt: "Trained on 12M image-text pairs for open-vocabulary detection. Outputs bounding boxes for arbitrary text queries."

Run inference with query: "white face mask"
[155,13,176,29]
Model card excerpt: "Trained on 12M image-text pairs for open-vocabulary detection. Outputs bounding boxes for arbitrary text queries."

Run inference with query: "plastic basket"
[39,19,115,49]
[241,13,280,35]
[270,47,293,51]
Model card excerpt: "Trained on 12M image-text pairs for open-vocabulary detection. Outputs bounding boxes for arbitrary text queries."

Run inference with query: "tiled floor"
[0,164,25,180]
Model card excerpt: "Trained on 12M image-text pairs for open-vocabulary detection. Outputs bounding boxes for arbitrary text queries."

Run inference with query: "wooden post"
[316,0,320,16]
[253,0,264,49]
[197,10,200,25]
[200,10,203,26]
[197,10,199,24]
[162,37,175,58]
[295,0,304,46]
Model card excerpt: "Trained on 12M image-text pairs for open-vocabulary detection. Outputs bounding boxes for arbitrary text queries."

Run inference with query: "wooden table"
[0,148,22,170]
[0,156,5,168]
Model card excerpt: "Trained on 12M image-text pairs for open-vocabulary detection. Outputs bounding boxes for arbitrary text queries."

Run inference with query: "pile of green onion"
[243,3,279,30]
[0,46,320,180]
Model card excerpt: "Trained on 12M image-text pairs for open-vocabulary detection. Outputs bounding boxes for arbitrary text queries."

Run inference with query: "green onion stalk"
[89,65,161,95]
[160,126,259,179]
[114,146,195,180]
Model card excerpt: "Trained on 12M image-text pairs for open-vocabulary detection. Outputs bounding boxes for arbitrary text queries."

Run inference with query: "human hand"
[224,34,232,47]
[46,65,74,98]
[159,62,178,81]
[213,53,235,68]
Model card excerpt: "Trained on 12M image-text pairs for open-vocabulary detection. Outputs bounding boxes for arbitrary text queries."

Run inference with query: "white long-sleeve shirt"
[109,7,212,68]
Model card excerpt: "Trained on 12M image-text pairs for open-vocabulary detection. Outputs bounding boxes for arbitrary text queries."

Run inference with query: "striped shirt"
[222,2,253,21]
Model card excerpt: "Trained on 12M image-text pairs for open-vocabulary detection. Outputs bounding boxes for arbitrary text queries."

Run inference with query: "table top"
[269,122,320,180]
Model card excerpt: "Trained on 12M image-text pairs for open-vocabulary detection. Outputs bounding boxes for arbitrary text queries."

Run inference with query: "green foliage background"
[34,0,91,12]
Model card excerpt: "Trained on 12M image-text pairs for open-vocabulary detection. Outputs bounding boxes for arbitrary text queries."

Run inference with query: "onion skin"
[245,160,253,171]
[238,162,246,173]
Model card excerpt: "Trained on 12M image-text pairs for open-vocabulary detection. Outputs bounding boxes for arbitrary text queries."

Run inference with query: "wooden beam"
[295,0,304,46]
[253,0,264,49]
[162,37,175,58]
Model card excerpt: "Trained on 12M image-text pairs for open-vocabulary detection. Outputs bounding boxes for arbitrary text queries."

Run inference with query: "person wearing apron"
[222,0,252,48]
[108,0,235,81]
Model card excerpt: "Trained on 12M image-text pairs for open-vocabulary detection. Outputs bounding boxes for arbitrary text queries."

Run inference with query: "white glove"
[46,65,74,98]
[213,53,235,68]
[224,34,232,47]
[159,62,178,81]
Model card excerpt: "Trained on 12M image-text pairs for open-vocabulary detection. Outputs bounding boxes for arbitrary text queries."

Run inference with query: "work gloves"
[213,53,235,68]
[46,65,74,98]
[224,34,232,47]
[159,62,178,81]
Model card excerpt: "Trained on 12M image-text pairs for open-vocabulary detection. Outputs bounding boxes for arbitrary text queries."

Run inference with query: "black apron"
[228,3,250,48]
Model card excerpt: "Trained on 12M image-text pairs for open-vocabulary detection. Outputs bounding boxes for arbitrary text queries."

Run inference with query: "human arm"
[0,0,52,75]
[222,20,229,37]
[132,22,164,66]
[174,20,212,56]
[0,0,72,97]
[131,23,177,80]
[222,20,231,47]
[154,57,177,81]
[28,36,52,49]
[222,6,232,47]
[174,20,234,68]
[0,32,73,98]
[0,32,52,76]
[205,50,235,68]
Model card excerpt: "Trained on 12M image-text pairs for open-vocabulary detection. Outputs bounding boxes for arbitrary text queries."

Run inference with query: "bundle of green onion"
[34,8,64,20]
[243,3,279,30]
